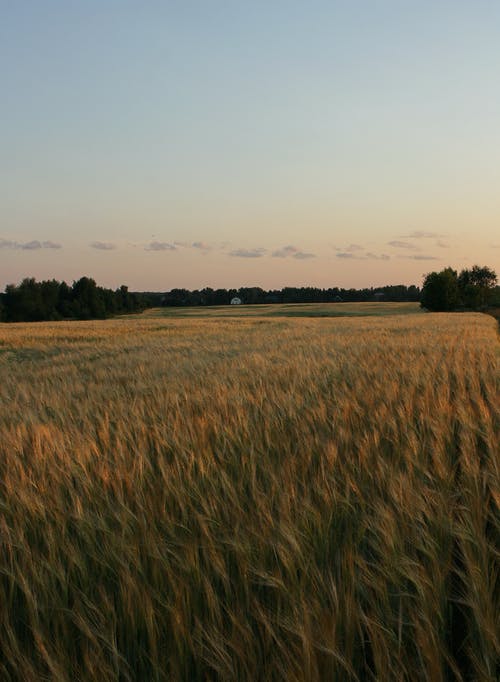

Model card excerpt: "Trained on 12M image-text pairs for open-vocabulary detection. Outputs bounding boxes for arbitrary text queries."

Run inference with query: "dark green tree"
[420,268,459,311]
[57,281,73,317]
[40,279,61,320]
[458,265,497,308]
[3,278,44,321]
[0,277,146,322]
[71,277,106,319]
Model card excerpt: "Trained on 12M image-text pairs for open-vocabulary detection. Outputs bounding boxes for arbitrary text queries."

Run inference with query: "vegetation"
[0,309,498,680]
[0,278,423,322]
[0,277,153,322]
[161,284,421,307]
[421,265,497,312]
[147,301,422,319]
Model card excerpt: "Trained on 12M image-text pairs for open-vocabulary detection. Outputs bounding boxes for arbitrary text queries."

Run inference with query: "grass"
[140,301,421,319]
[0,307,498,680]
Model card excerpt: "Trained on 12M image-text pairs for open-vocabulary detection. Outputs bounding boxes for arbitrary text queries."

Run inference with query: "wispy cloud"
[191,241,211,252]
[333,243,365,253]
[404,254,440,261]
[145,241,177,251]
[388,240,418,250]
[21,240,44,250]
[272,245,299,258]
[228,247,267,258]
[337,250,390,261]
[272,245,315,259]
[0,238,62,250]
[90,241,116,250]
[170,240,213,253]
[435,240,450,248]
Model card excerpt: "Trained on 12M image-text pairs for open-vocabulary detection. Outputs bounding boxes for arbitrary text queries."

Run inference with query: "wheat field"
[0,310,498,681]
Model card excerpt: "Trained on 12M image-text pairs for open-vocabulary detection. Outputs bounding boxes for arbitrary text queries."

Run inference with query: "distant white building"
[230,297,242,305]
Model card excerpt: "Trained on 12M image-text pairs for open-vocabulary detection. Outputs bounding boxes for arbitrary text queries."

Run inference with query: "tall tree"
[458,265,497,308]
[420,268,459,312]
[71,277,106,319]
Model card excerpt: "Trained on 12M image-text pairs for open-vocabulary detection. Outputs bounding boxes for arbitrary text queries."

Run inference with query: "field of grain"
[0,309,498,681]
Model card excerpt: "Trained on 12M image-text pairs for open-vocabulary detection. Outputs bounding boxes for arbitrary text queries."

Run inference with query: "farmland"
[0,306,498,681]
[140,300,421,319]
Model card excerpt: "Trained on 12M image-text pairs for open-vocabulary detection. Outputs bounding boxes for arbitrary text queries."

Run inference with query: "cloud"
[0,238,62,250]
[21,240,44,250]
[145,241,177,251]
[337,250,390,261]
[271,245,316,259]
[366,252,390,260]
[90,241,116,250]
[172,241,212,254]
[272,245,299,258]
[191,241,211,252]
[168,241,212,252]
[333,243,365,253]
[388,240,418,250]
[228,247,267,258]
[435,240,450,248]
[404,254,440,261]
[401,230,444,239]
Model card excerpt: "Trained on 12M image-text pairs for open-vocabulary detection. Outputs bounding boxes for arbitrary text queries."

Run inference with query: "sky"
[1,1,499,291]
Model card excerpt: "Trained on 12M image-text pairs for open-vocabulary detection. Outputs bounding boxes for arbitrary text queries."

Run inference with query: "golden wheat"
[0,310,498,680]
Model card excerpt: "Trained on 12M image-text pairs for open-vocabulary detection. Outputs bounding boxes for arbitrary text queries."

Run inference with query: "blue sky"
[1,1,499,290]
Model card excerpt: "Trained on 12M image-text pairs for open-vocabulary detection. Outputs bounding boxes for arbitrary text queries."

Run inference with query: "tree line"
[420,265,498,311]
[0,277,154,322]
[161,284,421,307]
[1,266,497,322]
[0,280,420,322]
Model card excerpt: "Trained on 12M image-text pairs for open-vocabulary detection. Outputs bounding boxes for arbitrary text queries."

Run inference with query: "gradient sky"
[1,1,499,291]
